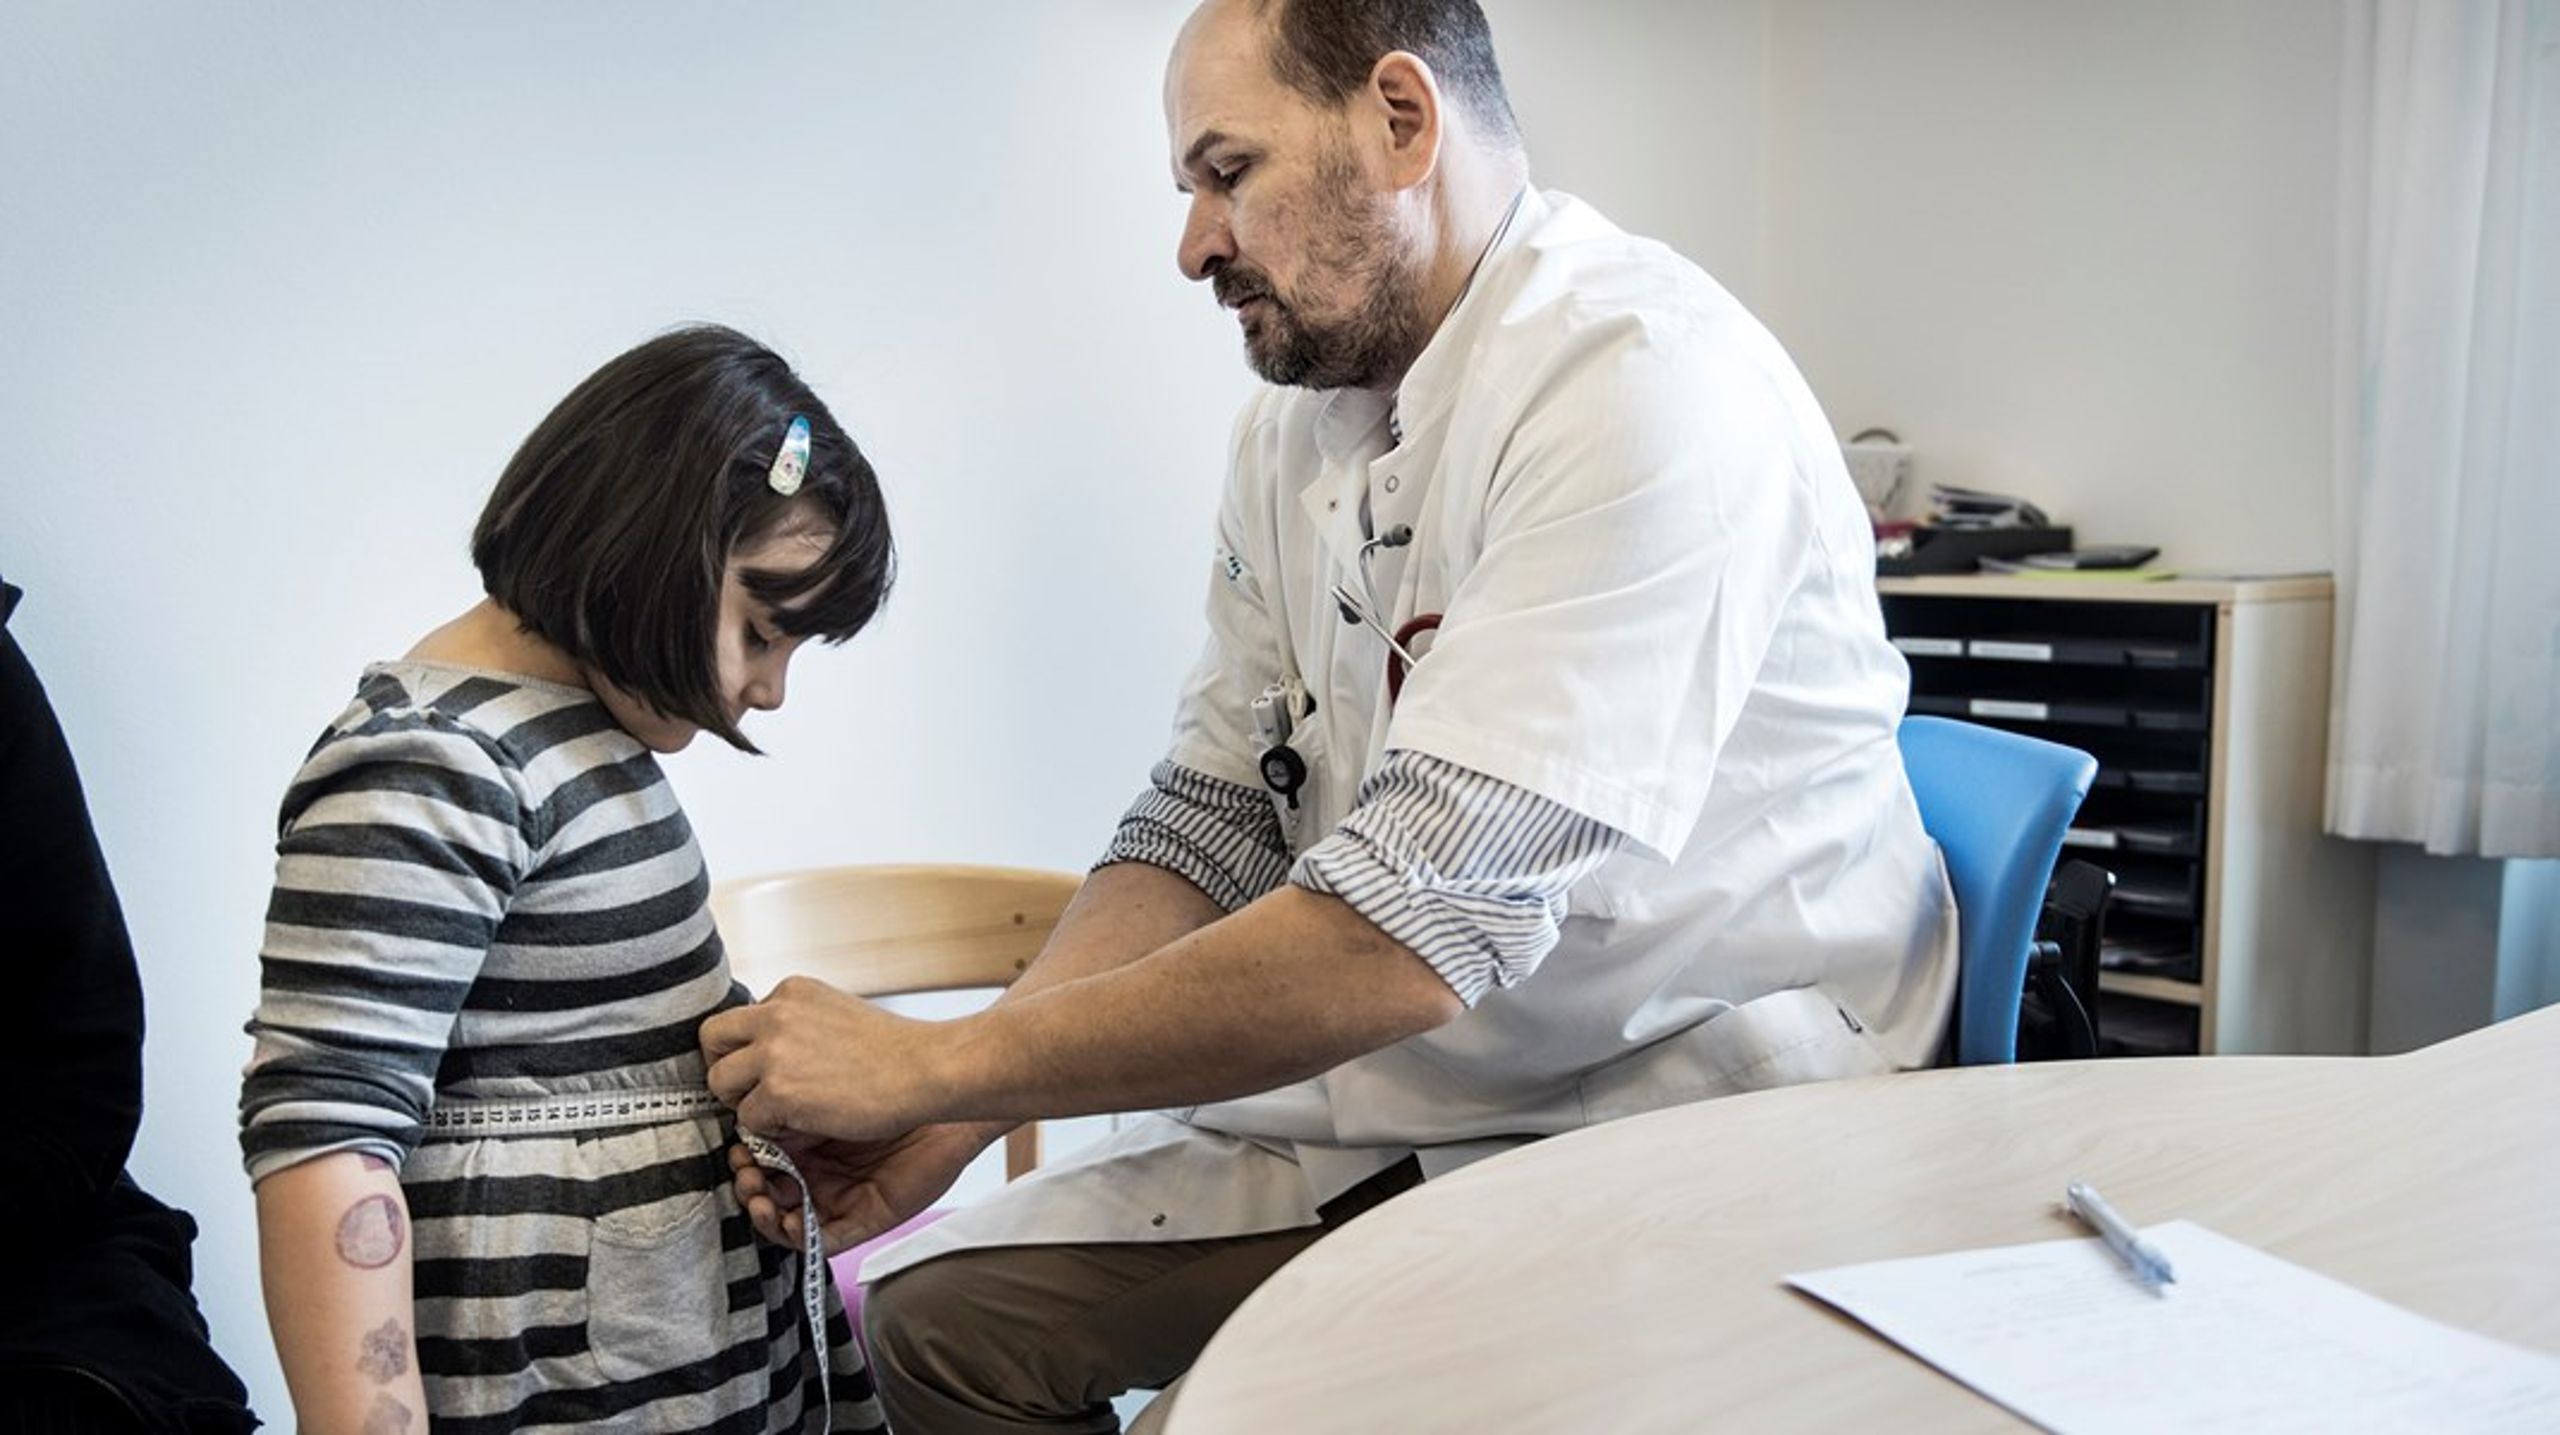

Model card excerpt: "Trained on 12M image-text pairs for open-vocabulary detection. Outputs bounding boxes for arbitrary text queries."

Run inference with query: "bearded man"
[703,2,1958,1429]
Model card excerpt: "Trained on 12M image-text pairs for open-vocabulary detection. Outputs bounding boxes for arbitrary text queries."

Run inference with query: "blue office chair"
[1898,716,2099,1065]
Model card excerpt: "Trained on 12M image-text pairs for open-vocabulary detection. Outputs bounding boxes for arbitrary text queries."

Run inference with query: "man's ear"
[1368,51,1442,189]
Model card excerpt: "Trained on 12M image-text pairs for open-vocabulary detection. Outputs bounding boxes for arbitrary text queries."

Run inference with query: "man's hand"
[704,887,1461,1150]
[725,1122,1000,1255]
[702,976,939,1143]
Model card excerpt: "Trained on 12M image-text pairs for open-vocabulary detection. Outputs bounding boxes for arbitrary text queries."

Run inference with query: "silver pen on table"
[2064,1181,2178,1292]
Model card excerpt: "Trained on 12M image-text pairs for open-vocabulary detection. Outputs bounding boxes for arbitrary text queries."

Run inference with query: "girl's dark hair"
[471,324,893,752]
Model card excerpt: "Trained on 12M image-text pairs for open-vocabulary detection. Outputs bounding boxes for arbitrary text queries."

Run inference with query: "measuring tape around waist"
[423,1088,839,1433]
[419,1085,730,1138]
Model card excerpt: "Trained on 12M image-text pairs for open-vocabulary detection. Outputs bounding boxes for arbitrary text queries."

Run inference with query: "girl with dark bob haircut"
[243,325,892,1433]
[473,323,895,752]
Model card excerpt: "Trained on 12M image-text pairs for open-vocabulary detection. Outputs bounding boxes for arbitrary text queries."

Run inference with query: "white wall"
[1501,0,2352,576]
[2,0,2365,1418]
[1486,0,1772,303]
[1758,0,2347,574]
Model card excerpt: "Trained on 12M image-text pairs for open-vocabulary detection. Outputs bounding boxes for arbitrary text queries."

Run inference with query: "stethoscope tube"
[1330,524,1420,668]
[1264,524,1444,811]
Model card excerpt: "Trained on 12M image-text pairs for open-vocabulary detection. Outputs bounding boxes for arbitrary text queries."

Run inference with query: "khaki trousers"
[861,1158,1422,1433]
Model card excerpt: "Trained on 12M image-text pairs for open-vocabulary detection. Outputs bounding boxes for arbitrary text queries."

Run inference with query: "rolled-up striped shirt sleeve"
[239,714,528,1179]
[1292,751,1624,1007]
[1096,759,1292,912]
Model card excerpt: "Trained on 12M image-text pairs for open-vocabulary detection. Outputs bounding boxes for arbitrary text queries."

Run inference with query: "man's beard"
[1212,152,1431,391]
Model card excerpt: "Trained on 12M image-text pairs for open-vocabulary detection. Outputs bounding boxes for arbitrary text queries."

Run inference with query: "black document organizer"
[1884,592,2213,1056]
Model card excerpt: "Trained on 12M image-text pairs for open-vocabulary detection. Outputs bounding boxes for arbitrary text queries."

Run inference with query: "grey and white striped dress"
[240,660,884,1434]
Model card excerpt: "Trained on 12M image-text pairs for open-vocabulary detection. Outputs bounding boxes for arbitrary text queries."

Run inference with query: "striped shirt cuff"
[1292,751,1623,1007]
[1097,760,1291,912]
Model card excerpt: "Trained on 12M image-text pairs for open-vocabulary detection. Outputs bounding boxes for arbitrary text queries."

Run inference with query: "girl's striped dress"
[240,660,885,1434]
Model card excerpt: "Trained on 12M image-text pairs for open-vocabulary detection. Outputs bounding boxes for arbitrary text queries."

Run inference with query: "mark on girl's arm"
[362,1392,413,1434]
[336,1194,406,1268]
[358,1153,393,1172]
[356,1317,409,1383]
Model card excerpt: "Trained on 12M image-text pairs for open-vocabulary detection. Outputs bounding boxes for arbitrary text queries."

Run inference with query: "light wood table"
[1167,1007,2560,1433]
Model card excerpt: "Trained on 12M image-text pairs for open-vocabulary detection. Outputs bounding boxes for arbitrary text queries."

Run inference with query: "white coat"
[866,190,1956,1281]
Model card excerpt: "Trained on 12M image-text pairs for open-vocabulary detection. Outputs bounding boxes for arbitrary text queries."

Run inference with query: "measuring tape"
[423,1087,864,1432]
[738,1126,838,1433]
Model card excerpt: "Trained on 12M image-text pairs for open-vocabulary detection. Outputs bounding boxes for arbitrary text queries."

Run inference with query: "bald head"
[1165,0,1530,392]
[1176,0,1522,155]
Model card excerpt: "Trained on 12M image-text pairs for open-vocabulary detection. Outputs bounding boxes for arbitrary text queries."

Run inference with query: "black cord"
[2026,939,2102,1060]
[2038,964,2100,1059]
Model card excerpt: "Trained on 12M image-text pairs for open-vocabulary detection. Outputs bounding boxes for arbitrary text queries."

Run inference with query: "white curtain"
[2328,0,2560,858]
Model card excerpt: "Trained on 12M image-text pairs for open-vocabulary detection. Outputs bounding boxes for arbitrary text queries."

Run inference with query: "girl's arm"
[242,710,531,1429]
[256,1151,430,1434]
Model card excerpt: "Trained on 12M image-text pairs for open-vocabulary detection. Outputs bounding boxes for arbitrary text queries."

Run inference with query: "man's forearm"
[894,862,1228,1151]
[1002,860,1230,1004]
[938,883,1465,1124]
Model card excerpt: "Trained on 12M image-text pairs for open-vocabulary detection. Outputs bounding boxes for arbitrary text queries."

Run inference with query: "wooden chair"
[709,862,1083,1181]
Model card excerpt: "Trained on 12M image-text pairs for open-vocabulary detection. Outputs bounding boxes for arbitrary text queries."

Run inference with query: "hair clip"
[768,415,812,496]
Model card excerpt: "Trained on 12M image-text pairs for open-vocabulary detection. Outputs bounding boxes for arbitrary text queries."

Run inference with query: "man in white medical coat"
[705,0,1957,1427]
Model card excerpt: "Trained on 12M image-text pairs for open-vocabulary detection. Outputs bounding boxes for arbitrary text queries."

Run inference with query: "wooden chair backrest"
[710,862,1082,1181]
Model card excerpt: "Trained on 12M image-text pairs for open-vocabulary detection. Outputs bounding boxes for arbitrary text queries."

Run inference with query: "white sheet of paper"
[1787,1220,2560,1434]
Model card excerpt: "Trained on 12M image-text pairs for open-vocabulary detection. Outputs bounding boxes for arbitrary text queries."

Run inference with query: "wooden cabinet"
[1879,574,2376,1055]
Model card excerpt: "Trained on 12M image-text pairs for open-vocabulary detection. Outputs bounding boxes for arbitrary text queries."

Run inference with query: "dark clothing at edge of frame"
[0,577,259,1435]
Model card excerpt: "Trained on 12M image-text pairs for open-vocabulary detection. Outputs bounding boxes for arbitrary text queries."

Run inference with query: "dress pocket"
[585,1187,727,1384]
